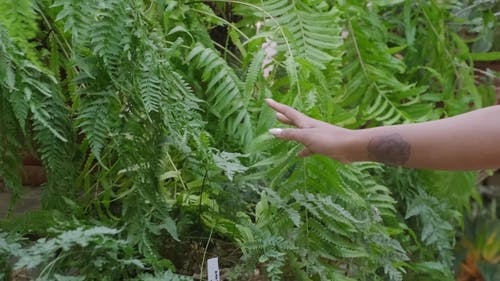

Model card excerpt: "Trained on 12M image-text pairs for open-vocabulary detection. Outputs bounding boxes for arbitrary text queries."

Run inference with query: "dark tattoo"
[367,134,411,166]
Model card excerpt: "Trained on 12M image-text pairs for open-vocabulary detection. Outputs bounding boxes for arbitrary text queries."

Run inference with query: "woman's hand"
[267,99,500,170]
[266,99,361,163]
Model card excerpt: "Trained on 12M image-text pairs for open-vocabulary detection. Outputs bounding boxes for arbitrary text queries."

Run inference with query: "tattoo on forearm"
[367,134,411,166]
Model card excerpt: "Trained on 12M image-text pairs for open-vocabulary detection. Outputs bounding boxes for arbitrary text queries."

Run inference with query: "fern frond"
[139,53,163,113]
[89,0,130,77]
[187,43,253,146]
[405,191,457,266]
[339,165,398,218]
[0,36,29,132]
[51,0,95,45]
[0,20,74,207]
[24,77,68,143]
[257,0,343,70]
[0,35,16,90]
[303,157,365,206]
[293,191,362,230]
[368,233,409,281]
[76,90,118,160]
[243,50,264,101]
[307,219,367,259]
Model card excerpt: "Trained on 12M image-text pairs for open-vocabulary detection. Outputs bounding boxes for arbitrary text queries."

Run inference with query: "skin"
[266,98,500,170]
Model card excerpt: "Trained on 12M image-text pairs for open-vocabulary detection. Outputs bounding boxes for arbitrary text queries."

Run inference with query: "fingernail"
[265,98,274,103]
[269,128,283,136]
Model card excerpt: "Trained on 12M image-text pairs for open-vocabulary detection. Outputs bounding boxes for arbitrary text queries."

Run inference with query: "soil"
[161,235,267,281]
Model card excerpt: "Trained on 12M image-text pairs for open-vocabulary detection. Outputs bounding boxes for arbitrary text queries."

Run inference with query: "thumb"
[269,128,306,142]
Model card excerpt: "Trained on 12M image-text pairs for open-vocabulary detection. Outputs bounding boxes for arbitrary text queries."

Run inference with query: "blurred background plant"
[455,201,500,281]
[451,0,500,53]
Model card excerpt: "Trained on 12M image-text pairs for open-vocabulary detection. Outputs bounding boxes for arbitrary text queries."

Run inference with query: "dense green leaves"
[0,0,497,280]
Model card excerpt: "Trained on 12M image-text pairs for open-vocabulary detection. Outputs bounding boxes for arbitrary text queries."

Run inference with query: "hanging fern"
[0,22,74,206]
[139,53,163,113]
[187,43,253,146]
[51,0,95,45]
[76,90,118,160]
[89,0,131,78]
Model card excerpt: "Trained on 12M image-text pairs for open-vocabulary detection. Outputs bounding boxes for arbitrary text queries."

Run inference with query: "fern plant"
[0,0,497,280]
[229,1,492,280]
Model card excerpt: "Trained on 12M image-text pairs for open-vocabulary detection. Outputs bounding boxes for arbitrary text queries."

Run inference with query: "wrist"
[344,129,370,163]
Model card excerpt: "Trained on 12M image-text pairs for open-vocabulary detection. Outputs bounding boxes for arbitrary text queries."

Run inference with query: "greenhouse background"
[0,0,499,280]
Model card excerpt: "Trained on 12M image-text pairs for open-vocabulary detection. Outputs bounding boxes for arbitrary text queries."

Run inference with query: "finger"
[276,112,294,126]
[298,147,314,157]
[269,128,306,143]
[265,99,310,128]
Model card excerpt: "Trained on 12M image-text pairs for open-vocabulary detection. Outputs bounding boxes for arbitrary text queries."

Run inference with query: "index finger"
[265,99,309,128]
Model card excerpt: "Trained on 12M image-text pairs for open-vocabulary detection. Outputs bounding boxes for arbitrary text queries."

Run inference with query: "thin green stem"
[212,40,243,64]
[36,4,72,60]
[199,221,217,281]
[303,158,309,272]
[39,253,67,278]
[166,151,188,191]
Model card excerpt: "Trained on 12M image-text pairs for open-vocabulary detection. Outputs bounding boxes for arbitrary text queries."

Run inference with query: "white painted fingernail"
[269,128,283,136]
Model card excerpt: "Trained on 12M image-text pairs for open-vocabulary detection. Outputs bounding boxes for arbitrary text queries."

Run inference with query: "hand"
[266,99,359,163]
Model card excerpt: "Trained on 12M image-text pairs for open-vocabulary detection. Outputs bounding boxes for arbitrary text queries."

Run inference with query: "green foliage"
[187,43,253,146]
[0,222,190,280]
[0,0,497,280]
[0,209,66,235]
[0,0,40,63]
[0,16,74,206]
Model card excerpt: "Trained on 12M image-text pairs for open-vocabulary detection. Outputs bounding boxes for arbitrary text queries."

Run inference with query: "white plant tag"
[207,257,220,281]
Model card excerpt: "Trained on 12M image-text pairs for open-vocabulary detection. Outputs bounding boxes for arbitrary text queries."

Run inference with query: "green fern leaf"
[23,73,68,143]
[187,43,253,146]
[51,0,95,44]
[257,0,343,69]
[76,91,117,160]
[89,1,130,76]
[139,54,163,113]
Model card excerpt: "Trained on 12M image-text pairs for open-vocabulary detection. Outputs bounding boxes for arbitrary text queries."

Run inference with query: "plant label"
[207,257,220,281]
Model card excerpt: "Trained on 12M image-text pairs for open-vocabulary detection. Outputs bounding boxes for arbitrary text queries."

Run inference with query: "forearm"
[350,106,500,170]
